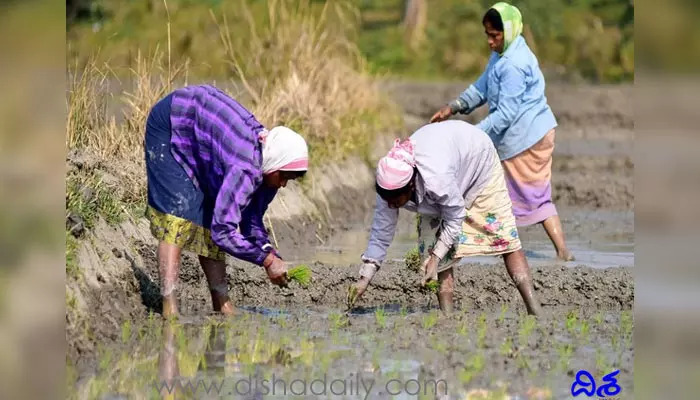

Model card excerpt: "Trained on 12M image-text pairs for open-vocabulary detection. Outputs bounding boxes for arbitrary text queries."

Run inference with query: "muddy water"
[74,243,635,399]
[76,303,634,399]
[303,208,633,270]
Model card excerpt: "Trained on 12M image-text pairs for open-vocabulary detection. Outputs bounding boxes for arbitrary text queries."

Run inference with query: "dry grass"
[66,48,186,216]
[66,0,401,225]
[213,0,402,164]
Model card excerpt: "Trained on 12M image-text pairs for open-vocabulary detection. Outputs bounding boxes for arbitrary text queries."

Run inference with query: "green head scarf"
[490,2,523,54]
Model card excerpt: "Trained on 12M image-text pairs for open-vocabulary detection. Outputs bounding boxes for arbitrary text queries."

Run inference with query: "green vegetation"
[68,0,634,83]
[424,280,439,293]
[68,309,633,399]
[422,310,439,329]
[287,264,312,288]
[404,246,421,272]
[374,307,387,328]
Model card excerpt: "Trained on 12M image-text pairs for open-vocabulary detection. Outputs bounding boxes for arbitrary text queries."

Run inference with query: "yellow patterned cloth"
[145,206,226,261]
[417,157,522,272]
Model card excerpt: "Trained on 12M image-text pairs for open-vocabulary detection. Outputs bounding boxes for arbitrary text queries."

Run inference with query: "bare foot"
[557,249,575,262]
[219,299,236,316]
[211,292,236,315]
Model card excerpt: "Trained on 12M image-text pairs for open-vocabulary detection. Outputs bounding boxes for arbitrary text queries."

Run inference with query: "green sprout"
[404,247,421,272]
[287,264,312,288]
[375,308,387,328]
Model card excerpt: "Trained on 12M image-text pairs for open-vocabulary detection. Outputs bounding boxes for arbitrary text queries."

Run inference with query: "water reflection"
[157,322,180,397]
[156,321,228,398]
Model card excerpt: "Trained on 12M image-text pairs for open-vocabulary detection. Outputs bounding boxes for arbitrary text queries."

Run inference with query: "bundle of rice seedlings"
[346,285,360,310]
[404,247,421,272]
[424,280,439,293]
[287,264,312,288]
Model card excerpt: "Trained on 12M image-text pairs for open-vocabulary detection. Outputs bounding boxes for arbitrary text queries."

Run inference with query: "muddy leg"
[199,256,235,315]
[437,268,454,316]
[158,242,182,317]
[542,215,575,261]
[503,249,542,316]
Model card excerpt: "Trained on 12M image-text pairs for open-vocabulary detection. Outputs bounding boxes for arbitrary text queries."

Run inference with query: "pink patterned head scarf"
[376,138,416,190]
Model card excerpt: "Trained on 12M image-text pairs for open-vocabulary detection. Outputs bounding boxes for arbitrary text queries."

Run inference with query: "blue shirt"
[450,35,557,160]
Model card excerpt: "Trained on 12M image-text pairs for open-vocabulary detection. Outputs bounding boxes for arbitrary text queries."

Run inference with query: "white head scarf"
[259,126,309,174]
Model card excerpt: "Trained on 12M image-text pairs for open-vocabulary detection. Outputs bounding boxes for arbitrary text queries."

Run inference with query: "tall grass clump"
[66,47,189,224]
[213,0,402,165]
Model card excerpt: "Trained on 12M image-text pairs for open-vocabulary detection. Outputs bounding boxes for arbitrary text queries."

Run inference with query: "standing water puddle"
[294,209,633,269]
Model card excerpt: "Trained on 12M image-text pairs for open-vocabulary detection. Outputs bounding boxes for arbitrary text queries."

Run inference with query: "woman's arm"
[423,175,466,260]
[239,185,280,256]
[476,62,526,137]
[449,53,498,115]
[361,193,400,267]
[210,168,270,266]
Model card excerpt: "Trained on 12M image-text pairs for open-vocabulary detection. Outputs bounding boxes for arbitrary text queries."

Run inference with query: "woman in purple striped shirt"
[144,85,309,317]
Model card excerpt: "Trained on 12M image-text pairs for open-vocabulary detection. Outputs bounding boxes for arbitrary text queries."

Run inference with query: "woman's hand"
[347,262,378,309]
[263,253,289,287]
[429,105,453,123]
[420,254,440,286]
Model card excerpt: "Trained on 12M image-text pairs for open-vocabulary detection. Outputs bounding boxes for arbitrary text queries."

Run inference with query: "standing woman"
[430,2,574,261]
[144,84,309,317]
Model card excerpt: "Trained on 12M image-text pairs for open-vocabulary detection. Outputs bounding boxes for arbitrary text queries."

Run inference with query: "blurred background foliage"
[67,0,634,83]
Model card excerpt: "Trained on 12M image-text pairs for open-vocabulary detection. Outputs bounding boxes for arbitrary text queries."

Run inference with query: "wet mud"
[66,82,634,399]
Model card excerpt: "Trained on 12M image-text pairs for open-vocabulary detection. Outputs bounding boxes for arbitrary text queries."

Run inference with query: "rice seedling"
[422,310,439,329]
[556,342,574,371]
[375,307,387,328]
[620,310,634,348]
[595,347,611,376]
[458,352,485,384]
[579,319,590,343]
[329,312,349,329]
[399,306,408,317]
[404,246,421,272]
[516,352,532,374]
[477,313,488,348]
[500,337,514,356]
[594,311,604,326]
[430,334,448,354]
[458,320,468,337]
[565,310,578,334]
[346,285,360,310]
[519,315,537,347]
[98,347,113,372]
[424,280,439,293]
[498,303,508,323]
[287,264,312,288]
[121,319,132,343]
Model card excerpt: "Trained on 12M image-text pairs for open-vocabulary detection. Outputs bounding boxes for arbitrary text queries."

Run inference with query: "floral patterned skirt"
[417,156,522,272]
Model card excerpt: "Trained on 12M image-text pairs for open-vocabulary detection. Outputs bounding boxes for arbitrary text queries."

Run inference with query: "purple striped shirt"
[168,84,275,266]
